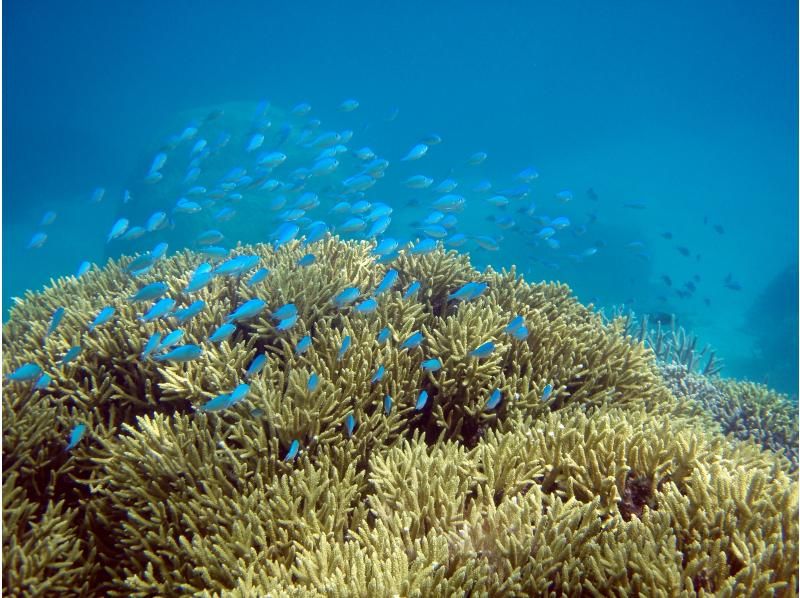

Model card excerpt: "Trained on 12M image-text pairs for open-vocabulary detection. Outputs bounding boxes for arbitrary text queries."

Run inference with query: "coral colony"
[3,238,797,595]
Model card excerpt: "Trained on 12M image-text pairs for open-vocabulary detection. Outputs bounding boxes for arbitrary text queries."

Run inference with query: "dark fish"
[661,232,673,240]
[661,275,672,287]
[713,224,725,234]
[586,187,598,201]
[677,246,690,257]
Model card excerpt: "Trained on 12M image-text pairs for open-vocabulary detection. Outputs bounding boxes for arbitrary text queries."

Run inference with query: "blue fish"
[128,282,169,303]
[45,307,66,338]
[89,306,115,332]
[60,346,82,365]
[421,358,442,372]
[226,299,267,324]
[199,383,250,412]
[307,372,319,391]
[409,238,437,255]
[34,373,52,390]
[155,330,184,353]
[449,282,488,302]
[371,365,385,384]
[303,221,329,245]
[7,363,42,381]
[272,303,298,321]
[542,384,553,401]
[366,215,391,238]
[153,344,203,362]
[504,315,523,333]
[214,255,259,277]
[402,281,421,300]
[276,314,298,331]
[140,298,176,322]
[400,331,424,351]
[344,413,356,437]
[76,261,92,277]
[297,253,316,267]
[272,222,300,248]
[245,353,267,378]
[209,323,237,343]
[284,439,300,461]
[141,333,163,359]
[354,298,378,314]
[295,335,312,355]
[383,395,393,415]
[486,388,502,410]
[247,268,270,287]
[469,341,495,359]
[66,423,87,450]
[511,325,530,341]
[377,327,391,344]
[374,269,399,296]
[372,238,399,257]
[415,390,429,410]
[173,300,205,323]
[332,287,360,307]
[338,335,351,360]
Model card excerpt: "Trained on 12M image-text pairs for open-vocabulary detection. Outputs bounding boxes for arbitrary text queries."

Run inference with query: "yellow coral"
[2,237,797,596]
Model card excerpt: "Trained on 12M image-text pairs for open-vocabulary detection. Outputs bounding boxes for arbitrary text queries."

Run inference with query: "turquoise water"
[3,1,797,393]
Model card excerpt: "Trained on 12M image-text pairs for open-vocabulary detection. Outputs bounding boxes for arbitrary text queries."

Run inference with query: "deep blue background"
[3,1,798,392]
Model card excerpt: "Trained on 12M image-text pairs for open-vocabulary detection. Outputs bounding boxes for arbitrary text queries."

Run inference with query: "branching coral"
[3,237,797,596]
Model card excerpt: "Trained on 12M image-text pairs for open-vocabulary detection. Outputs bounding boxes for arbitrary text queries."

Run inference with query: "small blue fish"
[185,269,213,293]
[371,365,385,384]
[284,439,300,461]
[542,384,553,401]
[383,395,393,415]
[303,221,329,245]
[402,281,421,300]
[421,358,442,372]
[128,282,169,303]
[66,423,87,450]
[60,346,82,365]
[245,353,267,378]
[273,304,298,321]
[338,335,351,360]
[272,222,300,248]
[377,327,391,344]
[140,298,176,322]
[344,413,356,437]
[295,335,312,355]
[156,330,184,353]
[297,253,316,267]
[6,363,42,381]
[141,333,163,359]
[34,373,52,390]
[27,232,47,249]
[247,268,270,287]
[504,315,524,335]
[209,323,237,343]
[276,314,298,331]
[415,390,429,410]
[307,372,319,391]
[332,287,360,307]
[173,300,205,323]
[374,269,399,296]
[400,331,424,351]
[354,298,378,314]
[449,282,488,302]
[511,325,530,340]
[469,341,495,359]
[89,306,115,332]
[486,388,502,410]
[76,261,92,277]
[45,307,66,338]
[153,344,203,362]
[401,143,428,161]
[373,238,399,257]
[409,238,437,255]
[214,255,259,277]
[199,383,250,412]
[226,299,267,324]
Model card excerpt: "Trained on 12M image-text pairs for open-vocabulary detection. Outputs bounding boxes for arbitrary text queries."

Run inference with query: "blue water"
[4,1,797,393]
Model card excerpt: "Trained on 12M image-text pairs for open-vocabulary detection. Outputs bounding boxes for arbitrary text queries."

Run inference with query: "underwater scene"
[2,1,798,596]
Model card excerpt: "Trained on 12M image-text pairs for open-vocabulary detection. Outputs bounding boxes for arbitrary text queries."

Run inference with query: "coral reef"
[3,237,797,596]
[660,364,798,470]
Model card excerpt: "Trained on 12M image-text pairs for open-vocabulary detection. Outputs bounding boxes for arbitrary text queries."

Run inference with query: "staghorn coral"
[3,237,797,596]
[660,363,799,470]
